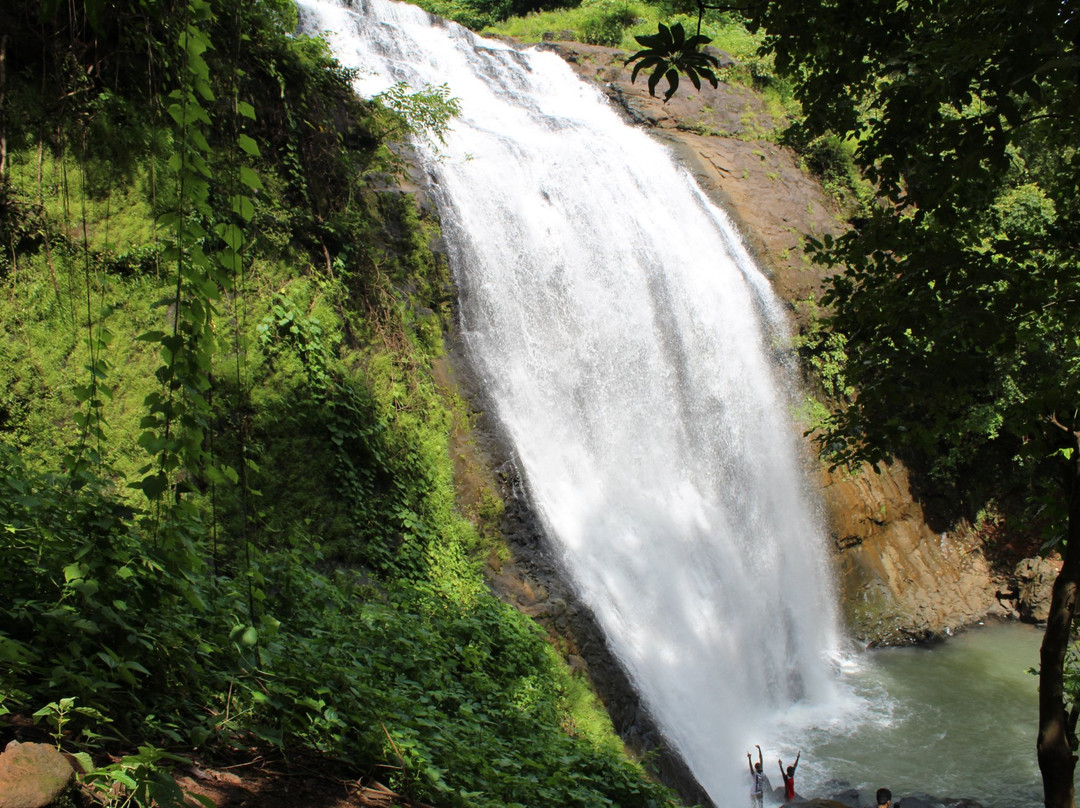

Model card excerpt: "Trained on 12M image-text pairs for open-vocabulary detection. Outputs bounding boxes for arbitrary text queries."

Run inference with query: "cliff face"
[517,40,1009,644]
[819,462,1002,643]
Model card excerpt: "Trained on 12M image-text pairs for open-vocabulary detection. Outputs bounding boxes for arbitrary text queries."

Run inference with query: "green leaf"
[71,752,94,774]
[647,63,666,97]
[112,771,139,789]
[218,223,245,252]
[238,133,260,155]
[194,76,215,103]
[137,471,169,501]
[630,56,661,85]
[231,194,255,222]
[239,165,263,191]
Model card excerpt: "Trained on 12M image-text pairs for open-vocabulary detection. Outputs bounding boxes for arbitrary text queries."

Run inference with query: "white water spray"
[298,0,846,800]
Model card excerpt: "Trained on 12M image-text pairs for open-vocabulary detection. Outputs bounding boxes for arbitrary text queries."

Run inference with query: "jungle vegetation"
[732,1,1080,805]
[8,0,1073,804]
[0,1,677,805]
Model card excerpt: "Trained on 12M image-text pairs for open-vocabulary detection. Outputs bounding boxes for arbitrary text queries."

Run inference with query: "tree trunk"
[1038,441,1080,808]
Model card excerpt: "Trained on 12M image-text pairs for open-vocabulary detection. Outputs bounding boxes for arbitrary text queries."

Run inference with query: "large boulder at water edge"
[783,793,984,808]
[819,461,999,644]
[825,787,860,807]
[0,741,74,808]
[896,797,936,808]
[884,796,983,808]
[1015,556,1058,622]
[894,796,985,808]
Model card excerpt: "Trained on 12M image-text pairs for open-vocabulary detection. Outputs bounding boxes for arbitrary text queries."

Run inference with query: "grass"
[484,2,764,58]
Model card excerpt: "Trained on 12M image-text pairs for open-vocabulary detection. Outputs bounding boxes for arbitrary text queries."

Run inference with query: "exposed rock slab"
[820,461,1002,643]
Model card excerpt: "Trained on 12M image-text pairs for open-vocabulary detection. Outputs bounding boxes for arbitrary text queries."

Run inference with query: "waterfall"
[298,0,846,801]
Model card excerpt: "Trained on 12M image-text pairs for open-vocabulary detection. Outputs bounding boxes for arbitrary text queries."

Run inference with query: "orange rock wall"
[818,461,999,643]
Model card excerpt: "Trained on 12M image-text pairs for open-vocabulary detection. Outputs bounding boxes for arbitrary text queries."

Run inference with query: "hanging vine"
[133,0,257,525]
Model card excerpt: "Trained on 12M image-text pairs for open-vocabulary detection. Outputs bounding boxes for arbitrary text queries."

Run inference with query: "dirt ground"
[0,714,429,808]
[170,754,432,808]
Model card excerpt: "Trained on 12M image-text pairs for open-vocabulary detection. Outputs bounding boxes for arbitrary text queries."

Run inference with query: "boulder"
[1015,556,1059,623]
[0,741,74,808]
[897,797,937,808]
[824,787,861,807]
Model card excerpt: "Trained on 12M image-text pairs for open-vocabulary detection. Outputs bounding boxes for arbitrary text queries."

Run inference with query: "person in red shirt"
[778,751,801,802]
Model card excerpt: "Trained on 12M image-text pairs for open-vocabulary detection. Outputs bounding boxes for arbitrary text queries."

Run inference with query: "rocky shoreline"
[785,789,991,808]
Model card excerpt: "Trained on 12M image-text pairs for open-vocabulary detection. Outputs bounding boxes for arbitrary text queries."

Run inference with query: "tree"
[718,0,1080,804]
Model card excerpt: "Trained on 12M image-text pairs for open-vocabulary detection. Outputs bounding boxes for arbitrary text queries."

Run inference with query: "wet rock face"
[819,461,1003,645]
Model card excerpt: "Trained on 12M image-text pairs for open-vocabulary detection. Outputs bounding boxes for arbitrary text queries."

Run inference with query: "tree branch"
[1050,412,1079,437]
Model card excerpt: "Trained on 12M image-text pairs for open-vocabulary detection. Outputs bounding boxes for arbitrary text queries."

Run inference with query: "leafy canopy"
[718,0,1080,494]
[737,0,1080,804]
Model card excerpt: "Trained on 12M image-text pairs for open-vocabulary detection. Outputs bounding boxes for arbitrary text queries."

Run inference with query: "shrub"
[580,1,642,46]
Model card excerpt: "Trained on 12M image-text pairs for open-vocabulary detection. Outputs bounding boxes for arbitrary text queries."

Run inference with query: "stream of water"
[295,3,1046,805]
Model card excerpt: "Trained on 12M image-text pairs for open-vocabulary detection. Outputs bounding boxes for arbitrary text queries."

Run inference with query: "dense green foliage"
[746,0,1080,493]
[411,0,579,33]
[0,2,676,806]
[733,0,1080,804]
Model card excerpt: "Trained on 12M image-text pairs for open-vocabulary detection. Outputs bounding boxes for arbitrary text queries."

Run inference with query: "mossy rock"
[0,742,73,808]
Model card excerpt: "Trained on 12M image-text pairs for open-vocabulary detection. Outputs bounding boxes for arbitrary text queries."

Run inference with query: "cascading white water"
[298,0,847,801]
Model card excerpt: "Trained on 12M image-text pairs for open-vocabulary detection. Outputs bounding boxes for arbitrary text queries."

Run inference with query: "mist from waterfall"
[298,0,849,800]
